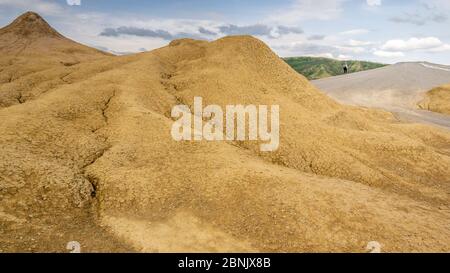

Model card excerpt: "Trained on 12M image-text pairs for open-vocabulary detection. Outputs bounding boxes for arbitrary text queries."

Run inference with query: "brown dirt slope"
[1,13,449,252]
[0,12,110,108]
[419,84,450,115]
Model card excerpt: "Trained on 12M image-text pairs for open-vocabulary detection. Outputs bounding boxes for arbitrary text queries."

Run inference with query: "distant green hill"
[283,56,386,80]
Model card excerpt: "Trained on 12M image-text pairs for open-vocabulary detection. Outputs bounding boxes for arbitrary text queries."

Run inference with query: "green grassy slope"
[284,56,386,80]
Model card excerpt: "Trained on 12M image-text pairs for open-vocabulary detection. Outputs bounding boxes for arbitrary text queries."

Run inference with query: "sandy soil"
[1,12,450,253]
[419,84,450,115]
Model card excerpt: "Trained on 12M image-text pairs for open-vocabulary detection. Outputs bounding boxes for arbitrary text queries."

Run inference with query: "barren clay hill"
[0,12,110,108]
[313,62,450,129]
[1,12,450,253]
[419,84,450,115]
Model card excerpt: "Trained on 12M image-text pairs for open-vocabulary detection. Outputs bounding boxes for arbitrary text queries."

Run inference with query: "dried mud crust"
[0,13,450,252]
[419,84,450,115]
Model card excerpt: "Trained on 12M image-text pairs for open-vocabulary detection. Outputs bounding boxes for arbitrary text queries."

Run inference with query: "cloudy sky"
[1,0,450,64]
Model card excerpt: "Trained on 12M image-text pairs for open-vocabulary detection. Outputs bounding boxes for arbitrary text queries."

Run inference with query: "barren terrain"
[313,62,450,129]
[419,84,450,115]
[1,12,449,253]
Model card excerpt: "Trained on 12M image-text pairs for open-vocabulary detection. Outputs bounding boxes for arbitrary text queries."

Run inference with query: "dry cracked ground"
[0,12,449,253]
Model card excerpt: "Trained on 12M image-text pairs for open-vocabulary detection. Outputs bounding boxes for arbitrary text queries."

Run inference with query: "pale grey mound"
[313,62,450,129]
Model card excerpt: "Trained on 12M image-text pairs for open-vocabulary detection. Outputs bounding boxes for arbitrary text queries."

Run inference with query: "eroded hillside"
[1,12,449,253]
[419,84,450,115]
[0,12,110,108]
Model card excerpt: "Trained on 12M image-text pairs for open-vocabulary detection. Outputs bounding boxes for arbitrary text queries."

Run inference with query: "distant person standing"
[343,62,349,74]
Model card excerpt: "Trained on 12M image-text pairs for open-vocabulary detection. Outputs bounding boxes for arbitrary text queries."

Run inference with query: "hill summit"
[0,11,108,58]
[0,12,110,106]
[0,11,62,38]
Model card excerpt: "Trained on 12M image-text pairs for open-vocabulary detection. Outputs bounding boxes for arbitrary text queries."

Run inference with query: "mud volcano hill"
[0,12,110,107]
[419,84,450,115]
[0,12,449,252]
[313,62,450,129]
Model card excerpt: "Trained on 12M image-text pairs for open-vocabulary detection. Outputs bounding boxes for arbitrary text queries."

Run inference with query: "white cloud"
[336,46,366,54]
[269,0,348,23]
[67,0,81,6]
[302,53,351,60]
[427,44,450,52]
[308,53,335,59]
[339,29,370,36]
[64,16,216,53]
[348,39,373,46]
[0,0,63,15]
[337,54,352,60]
[421,0,450,10]
[373,50,405,57]
[380,37,444,51]
[366,0,381,7]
